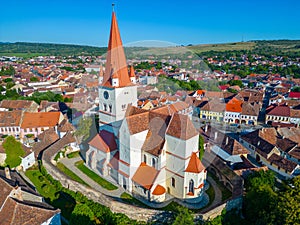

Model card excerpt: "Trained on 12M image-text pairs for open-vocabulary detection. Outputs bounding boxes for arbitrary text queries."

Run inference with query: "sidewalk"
[59,157,124,198]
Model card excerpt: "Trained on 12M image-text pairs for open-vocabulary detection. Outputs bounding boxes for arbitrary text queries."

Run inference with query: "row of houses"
[200,97,261,125]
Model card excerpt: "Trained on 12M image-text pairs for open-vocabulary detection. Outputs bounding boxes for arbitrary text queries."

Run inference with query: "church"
[86,9,207,203]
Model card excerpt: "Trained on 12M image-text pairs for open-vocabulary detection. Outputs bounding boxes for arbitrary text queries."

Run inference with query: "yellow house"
[200,100,225,122]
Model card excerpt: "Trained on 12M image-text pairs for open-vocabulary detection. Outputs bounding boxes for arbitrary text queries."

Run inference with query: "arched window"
[171,177,175,188]
[189,179,194,194]
[143,155,147,163]
[109,104,112,113]
[152,158,156,168]
[104,103,107,111]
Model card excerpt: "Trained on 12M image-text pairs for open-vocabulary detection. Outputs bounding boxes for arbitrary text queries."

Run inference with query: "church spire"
[102,7,132,88]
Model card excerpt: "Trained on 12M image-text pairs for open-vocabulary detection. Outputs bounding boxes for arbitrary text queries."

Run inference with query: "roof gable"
[166,113,198,140]
[185,152,205,173]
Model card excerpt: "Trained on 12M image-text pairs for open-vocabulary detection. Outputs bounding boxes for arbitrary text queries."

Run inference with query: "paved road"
[207,176,222,208]
[59,157,124,198]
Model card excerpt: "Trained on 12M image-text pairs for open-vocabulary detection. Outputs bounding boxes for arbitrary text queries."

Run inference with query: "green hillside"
[1,40,300,58]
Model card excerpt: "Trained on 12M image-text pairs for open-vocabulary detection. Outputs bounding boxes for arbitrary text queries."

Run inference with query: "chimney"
[5,167,11,179]
[214,131,218,140]
[11,187,23,201]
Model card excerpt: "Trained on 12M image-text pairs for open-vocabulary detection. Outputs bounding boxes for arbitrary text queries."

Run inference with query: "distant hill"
[0,42,107,57]
[1,40,300,58]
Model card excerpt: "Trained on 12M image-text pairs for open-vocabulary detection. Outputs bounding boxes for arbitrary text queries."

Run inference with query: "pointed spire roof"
[102,11,132,88]
[185,152,205,173]
[99,65,104,77]
[129,65,135,77]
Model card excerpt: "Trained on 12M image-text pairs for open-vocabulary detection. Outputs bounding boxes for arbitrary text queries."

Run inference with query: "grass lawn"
[75,161,117,190]
[25,169,57,201]
[67,151,80,159]
[25,168,76,220]
[206,181,215,206]
[54,151,63,161]
[208,173,232,201]
[56,162,89,186]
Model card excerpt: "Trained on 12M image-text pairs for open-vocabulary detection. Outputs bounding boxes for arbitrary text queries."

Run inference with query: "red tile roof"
[21,112,61,128]
[88,130,117,153]
[152,184,166,195]
[185,152,205,173]
[267,105,290,117]
[132,162,159,190]
[166,113,198,140]
[289,92,300,99]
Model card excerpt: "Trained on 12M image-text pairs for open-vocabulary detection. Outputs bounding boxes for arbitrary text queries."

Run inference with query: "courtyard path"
[59,157,124,198]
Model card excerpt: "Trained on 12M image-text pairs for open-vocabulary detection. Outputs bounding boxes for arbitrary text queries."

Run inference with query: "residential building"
[20,112,64,139]
[200,100,225,122]
[0,111,23,137]
[0,168,61,225]
[240,128,300,178]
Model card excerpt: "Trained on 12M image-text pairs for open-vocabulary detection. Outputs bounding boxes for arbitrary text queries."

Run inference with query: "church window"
[152,158,156,169]
[189,179,194,194]
[171,177,175,188]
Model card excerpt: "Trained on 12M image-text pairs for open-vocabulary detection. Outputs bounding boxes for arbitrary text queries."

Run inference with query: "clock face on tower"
[103,91,109,99]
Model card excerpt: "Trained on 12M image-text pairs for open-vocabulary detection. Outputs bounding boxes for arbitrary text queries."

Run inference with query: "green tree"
[69,203,94,225]
[3,136,25,168]
[172,206,194,225]
[291,86,300,92]
[74,117,93,142]
[199,134,205,160]
[243,170,277,225]
[228,80,243,88]
[276,176,300,225]
[5,82,15,90]
[30,76,39,82]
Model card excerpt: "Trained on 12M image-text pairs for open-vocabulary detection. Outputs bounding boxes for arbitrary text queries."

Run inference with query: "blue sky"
[0,0,299,47]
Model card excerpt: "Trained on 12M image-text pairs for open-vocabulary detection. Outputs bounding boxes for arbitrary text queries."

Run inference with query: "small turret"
[129,65,136,84]
[99,65,104,84]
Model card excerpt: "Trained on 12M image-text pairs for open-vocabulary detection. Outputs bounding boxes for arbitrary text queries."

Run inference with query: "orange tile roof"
[129,65,135,77]
[152,184,166,195]
[21,112,61,128]
[101,12,132,88]
[88,130,117,153]
[132,162,159,190]
[185,152,205,173]
[89,134,109,152]
[226,98,243,113]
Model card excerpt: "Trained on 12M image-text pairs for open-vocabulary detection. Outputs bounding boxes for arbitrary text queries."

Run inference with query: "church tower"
[99,8,137,135]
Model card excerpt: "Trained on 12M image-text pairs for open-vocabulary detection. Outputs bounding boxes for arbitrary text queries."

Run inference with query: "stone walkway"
[59,156,222,210]
[59,157,124,198]
[206,176,222,208]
